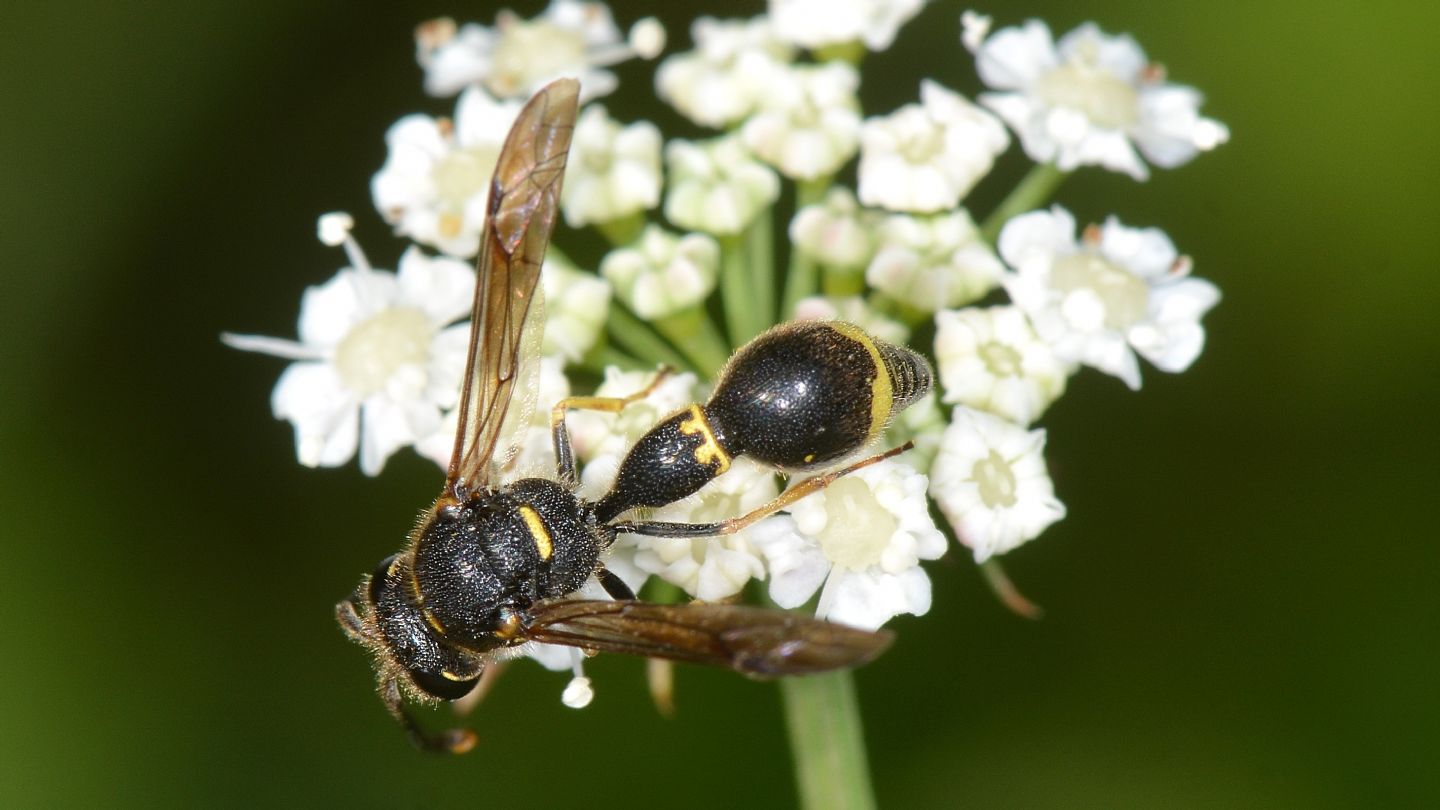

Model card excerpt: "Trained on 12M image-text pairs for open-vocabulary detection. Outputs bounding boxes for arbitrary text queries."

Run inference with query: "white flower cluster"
[230,2,1229,705]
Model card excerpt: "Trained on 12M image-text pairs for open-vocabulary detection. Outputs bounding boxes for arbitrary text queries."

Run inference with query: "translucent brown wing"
[519,599,894,677]
[446,78,579,497]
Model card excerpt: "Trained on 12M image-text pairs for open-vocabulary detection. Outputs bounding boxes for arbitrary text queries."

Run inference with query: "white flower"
[623,459,781,601]
[415,3,662,102]
[857,80,1009,213]
[999,206,1220,390]
[884,390,945,474]
[970,19,1230,180]
[541,254,611,363]
[741,61,861,180]
[371,87,522,258]
[769,0,925,52]
[934,305,1072,425]
[866,210,1005,311]
[655,17,794,129]
[224,223,473,476]
[664,135,780,236]
[600,225,720,319]
[930,407,1066,561]
[792,296,909,347]
[561,106,663,229]
[789,187,881,272]
[757,460,946,630]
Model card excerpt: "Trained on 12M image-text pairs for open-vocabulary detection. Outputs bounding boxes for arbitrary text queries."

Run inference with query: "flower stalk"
[979,161,1068,245]
[781,670,877,810]
[720,233,762,347]
[605,303,693,372]
[653,306,729,378]
[747,208,777,329]
[780,178,830,318]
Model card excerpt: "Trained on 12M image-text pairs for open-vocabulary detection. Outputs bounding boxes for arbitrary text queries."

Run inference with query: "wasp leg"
[612,443,914,539]
[550,365,673,486]
[595,565,636,600]
[380,676,477,754]
[452,660,509,717]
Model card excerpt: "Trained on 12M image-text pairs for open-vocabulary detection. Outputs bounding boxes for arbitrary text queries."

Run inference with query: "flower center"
[581,146,613,174]
[979,341,1023,377]
[489,22,588,97]
[972,450,1018,509]
[1050,252,1150,330]
[333,307,433,396]
[1035,61,1139,130]
[814,478,898,571]
[900,125,943,164]
[432,146,500,209]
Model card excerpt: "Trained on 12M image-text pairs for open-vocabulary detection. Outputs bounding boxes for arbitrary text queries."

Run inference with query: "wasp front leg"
[549,366,672,486]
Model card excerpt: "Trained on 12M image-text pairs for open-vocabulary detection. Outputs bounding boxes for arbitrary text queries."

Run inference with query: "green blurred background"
[2,1,1436,807]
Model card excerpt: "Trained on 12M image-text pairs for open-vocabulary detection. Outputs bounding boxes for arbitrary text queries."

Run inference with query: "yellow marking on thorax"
[827,322,893,441]
[678,404,731,473]
[518,505,553,561]
[422,607,447,636]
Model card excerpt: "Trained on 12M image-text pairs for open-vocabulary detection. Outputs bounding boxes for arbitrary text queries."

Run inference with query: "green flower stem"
[596,213,645,247]
[780,670,878,810]
[580,344,645,375]
[979,558,1045,620]
[821,266,866,298]
[979,162,1070,245]
[654,305,730,378]
[748,208,776,329]
[605,303,694,373]
[868,291,929,329]
[780,178,830,319]
[721,232,763,347]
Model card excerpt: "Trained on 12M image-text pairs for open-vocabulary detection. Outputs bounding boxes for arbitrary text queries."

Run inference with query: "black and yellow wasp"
[335,78,933,752]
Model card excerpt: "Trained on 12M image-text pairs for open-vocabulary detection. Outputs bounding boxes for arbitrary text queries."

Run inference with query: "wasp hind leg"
[611,443,914,539]
[550,366,673,486]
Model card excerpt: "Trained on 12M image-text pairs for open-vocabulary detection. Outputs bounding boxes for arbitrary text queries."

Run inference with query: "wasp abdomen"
[593,321,931,524]
[707,321,931,470]
[592,405,732,524]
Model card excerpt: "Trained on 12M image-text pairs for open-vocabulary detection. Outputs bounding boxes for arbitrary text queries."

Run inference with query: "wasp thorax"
[411,480,606,647]
[366,554,484,700]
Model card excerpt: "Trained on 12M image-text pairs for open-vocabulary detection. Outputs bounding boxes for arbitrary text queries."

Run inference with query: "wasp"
[335,78,934,752]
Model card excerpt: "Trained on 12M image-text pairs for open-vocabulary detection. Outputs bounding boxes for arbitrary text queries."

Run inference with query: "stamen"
[316,212,373,275]
[628,18,667,60]
[561,647,594,709]
[961,11,992,52]
[316,212,354,247]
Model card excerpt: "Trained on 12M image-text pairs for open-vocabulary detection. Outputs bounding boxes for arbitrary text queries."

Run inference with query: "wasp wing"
[445,78,579,497]
[520,599,894,677]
